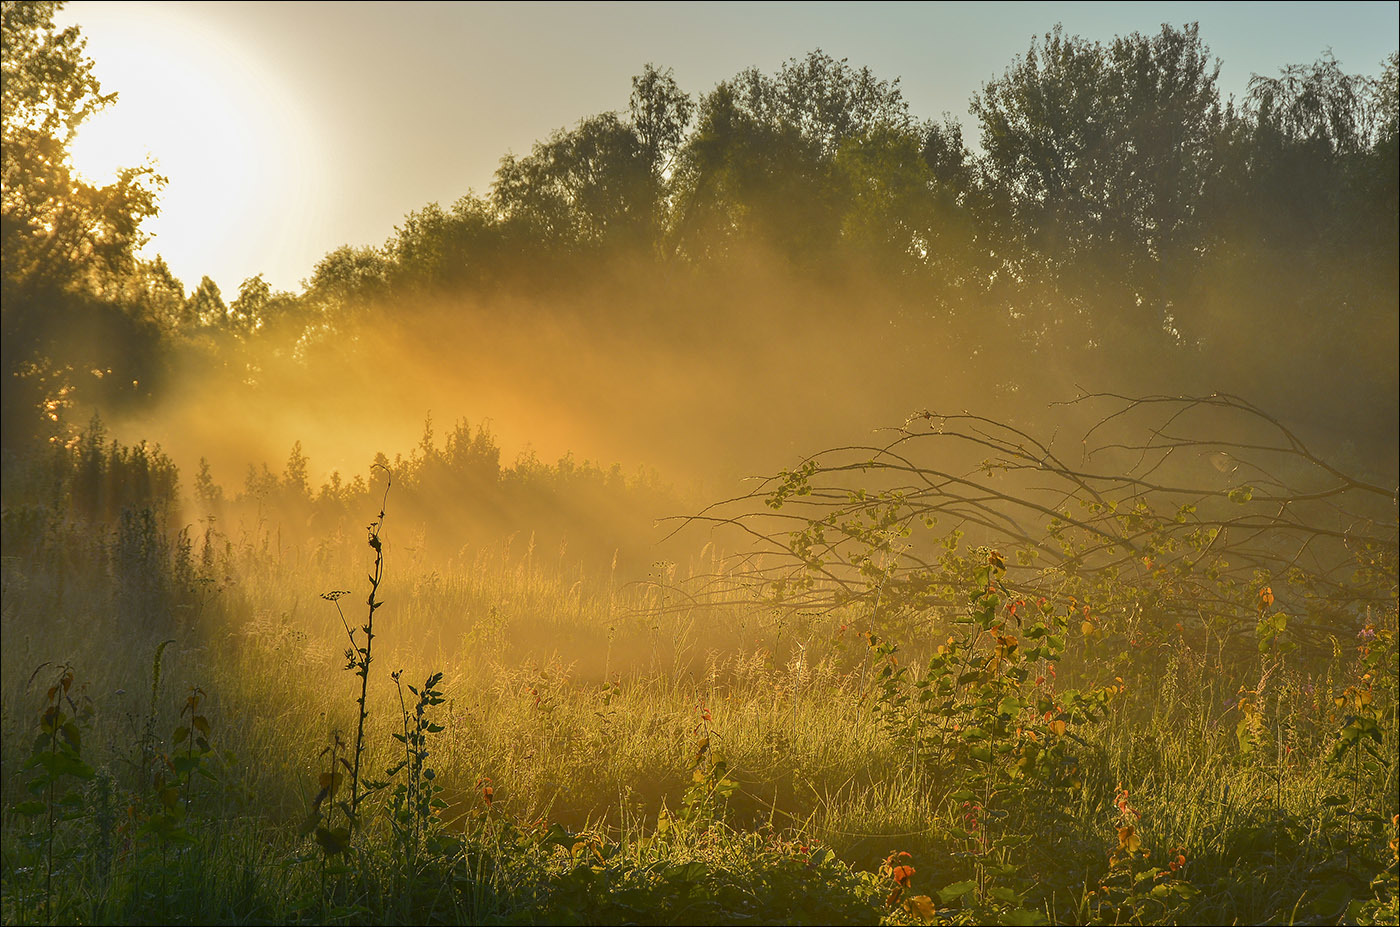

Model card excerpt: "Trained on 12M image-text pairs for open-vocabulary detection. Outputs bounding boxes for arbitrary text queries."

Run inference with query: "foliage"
[4,20,1396,453]
[1,0,165,450]
[0,6,1397,923]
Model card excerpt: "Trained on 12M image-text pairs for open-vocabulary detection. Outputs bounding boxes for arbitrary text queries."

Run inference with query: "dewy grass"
[1,404,1395,925]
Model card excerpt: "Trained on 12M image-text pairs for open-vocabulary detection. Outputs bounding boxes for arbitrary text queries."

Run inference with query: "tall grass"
[2,405,1396,925]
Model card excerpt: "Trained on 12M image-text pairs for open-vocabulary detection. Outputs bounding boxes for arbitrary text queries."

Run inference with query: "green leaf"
[315,826,352,855]
[665,860,708,885]
[937,880,977,904]
[34,750,95,780]
[172,754,202,775]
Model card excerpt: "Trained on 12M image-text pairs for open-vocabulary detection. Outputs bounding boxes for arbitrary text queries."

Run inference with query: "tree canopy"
[2,10,1395,464]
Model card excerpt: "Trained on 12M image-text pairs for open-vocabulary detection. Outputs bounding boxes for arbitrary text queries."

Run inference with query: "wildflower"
[1358,624,1377,642]
[1115,787,1141,820]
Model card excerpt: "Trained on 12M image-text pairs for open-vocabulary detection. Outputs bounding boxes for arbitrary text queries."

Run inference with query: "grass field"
[2,400,1396,925]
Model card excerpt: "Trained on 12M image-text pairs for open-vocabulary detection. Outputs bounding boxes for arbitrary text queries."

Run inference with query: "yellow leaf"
[1117,825,1141,853]
[1050,719,1067,737]
[906,895,937,920]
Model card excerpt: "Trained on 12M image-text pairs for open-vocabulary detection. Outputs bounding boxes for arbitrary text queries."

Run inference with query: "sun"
[61,2,325,294]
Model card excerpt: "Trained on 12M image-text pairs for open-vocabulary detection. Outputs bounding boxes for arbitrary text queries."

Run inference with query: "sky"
[58,1,1400,297]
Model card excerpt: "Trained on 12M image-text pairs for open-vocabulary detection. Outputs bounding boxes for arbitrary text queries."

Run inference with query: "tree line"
[3,2,1396,464]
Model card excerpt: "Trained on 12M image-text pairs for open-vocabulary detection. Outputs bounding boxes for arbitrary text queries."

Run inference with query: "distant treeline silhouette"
[3,6,1396,466]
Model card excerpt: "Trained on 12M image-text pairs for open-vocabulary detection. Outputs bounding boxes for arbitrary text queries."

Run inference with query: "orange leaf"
[906,895,937,919]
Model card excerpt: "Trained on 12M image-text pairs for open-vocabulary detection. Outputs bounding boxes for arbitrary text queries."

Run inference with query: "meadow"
[1,394,1395,926]
[4,6,1398,923]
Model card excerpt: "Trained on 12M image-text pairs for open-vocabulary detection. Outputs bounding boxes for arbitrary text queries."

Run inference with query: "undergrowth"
[2,398,1396,925]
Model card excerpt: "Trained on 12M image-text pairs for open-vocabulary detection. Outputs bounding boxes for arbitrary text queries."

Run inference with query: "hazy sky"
[58,1,1400,297]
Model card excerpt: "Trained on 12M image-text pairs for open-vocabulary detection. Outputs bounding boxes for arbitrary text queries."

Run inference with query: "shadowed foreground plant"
[9,665,96,925]
[322,464,392,834]
[386,669,449,866]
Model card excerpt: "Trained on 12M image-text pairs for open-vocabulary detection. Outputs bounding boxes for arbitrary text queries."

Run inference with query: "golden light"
[63,3,327,293]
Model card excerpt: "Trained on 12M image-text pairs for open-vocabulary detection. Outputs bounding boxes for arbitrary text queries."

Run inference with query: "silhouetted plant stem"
[350,466,391,820]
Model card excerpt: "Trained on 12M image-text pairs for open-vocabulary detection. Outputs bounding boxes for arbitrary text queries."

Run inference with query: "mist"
[3,16,1397,924]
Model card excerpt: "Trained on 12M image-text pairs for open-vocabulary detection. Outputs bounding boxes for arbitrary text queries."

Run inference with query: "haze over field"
[7,3,1398,502]
[1,3,1396,925]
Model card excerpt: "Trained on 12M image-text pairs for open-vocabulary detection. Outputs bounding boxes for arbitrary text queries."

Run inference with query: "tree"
[1,1,162,298]
[124,256,186,335]
[1190,51,1400,440]
[671,51,915,263]
[304,244,389,317]
[2,1,164,449]
[729,49,914,158]
[386,196,499,292]
[184,276,226,328]
[971,24,1223,352]
[228,273,270,336]
[493,112,658,254]
[629,64,693,177]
